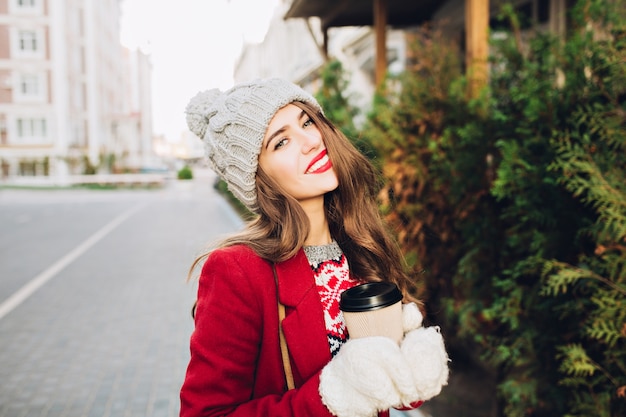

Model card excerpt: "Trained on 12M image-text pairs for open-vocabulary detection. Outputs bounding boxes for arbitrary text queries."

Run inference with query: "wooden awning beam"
[466,0,489,98]
[374,0,388,86]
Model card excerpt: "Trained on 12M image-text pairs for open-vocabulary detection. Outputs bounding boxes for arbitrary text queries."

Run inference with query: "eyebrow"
[264,110,308,150]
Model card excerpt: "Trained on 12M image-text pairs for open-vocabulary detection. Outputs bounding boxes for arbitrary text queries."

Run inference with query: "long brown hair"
[190,101,419,303]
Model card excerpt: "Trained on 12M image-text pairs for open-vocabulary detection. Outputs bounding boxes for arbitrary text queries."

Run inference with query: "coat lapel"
[274,249,331,385]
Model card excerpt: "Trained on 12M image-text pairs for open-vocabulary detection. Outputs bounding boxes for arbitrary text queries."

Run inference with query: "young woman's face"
[258,103,339,208]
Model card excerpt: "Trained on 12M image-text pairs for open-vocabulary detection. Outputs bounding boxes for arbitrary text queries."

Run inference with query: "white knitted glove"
[319,336,420,417]
[402,302,424,333]
[400,303,450,401]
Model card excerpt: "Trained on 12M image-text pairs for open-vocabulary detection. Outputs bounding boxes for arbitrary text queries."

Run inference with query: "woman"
[180,78,448,417]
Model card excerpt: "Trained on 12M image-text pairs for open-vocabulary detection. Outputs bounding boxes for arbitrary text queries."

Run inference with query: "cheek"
[275,160,299,182]
[259,154,296,183]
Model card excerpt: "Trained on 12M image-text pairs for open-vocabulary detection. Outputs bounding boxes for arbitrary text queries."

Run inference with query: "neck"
[301,197,332,246]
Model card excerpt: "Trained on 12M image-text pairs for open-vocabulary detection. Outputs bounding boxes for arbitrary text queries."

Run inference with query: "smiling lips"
[306,150,332,174]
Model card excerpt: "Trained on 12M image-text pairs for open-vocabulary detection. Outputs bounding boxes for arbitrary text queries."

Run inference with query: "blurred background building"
[0,0,153,179]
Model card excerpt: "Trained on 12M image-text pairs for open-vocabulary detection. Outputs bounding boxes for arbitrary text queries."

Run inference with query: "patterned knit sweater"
[303,241,362,356]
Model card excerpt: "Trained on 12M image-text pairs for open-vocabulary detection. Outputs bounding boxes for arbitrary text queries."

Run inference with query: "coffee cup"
[340,282,403,344]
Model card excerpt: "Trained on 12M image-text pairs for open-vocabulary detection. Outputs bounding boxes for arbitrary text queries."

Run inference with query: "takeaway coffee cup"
[340,282,404,344]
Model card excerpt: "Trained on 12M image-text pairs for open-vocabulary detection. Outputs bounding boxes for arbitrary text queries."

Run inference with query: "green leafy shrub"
[364,1,625,415]
[177,165,193,180]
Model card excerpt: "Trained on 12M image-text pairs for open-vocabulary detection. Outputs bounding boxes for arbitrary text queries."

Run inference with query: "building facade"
[0,0,153,179]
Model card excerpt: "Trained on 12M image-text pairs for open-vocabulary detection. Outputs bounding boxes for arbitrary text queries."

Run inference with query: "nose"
[300,130,322,154]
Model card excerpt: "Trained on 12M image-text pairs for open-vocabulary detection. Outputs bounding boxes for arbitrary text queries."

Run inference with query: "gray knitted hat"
[185,78,321,213]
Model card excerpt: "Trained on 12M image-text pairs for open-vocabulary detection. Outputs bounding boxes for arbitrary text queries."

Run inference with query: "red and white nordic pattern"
[311,255,361,356]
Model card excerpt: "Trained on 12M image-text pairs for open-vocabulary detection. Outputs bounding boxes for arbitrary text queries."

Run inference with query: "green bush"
[83,155,96,175]
[364,1,625,416]
[177,165,193,180]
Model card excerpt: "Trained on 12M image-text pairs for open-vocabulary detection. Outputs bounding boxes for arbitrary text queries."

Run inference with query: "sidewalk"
[0,183,213,417]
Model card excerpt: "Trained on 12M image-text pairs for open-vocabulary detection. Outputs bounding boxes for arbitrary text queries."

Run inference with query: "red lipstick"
[306,150,332,174]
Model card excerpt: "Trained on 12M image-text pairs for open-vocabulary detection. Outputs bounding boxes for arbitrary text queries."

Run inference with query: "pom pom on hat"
[185,78,321,213]
[185,89,221,140]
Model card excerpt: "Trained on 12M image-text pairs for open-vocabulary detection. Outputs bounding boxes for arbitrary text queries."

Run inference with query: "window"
[11,0,43,14]
[11,28,45,58]
[16,118,48,142]
[20,74,38,94]
[19,31,38,52]
[14,73,46,102]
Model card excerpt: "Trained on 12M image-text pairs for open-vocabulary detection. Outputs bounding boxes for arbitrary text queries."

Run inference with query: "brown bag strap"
[272,264,295,390]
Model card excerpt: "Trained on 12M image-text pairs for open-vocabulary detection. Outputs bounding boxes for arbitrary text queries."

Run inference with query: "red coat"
[180,244,337,417]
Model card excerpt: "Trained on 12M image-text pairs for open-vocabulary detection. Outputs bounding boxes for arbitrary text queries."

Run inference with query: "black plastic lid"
[340,282,403,312]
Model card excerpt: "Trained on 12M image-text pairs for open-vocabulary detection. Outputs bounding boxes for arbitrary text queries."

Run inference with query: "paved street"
[0,171,243,417]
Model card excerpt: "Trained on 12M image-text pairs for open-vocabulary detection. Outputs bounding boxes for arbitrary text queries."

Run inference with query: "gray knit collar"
[303,240,343,266]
